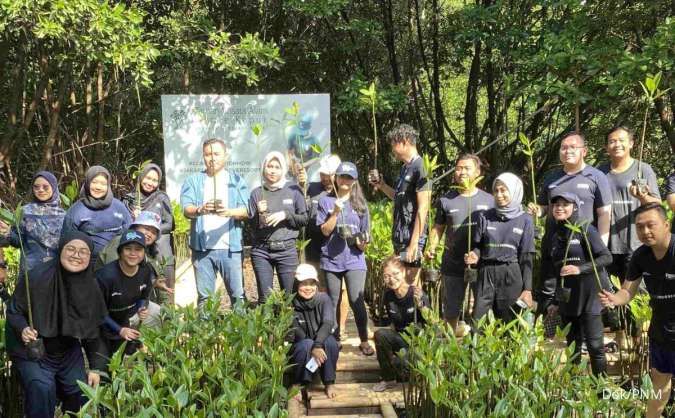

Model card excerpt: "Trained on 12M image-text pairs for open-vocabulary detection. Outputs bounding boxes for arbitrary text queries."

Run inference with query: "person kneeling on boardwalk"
[373,256,429,392]
[290,263,339,399]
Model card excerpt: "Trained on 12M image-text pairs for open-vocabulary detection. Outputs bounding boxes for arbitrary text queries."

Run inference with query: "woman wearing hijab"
[248,151,308,302]
[543,191,611,375]
[464,172,535,323]
[122,163,175,299]
[62,166,132,259]
[0,171,66,272]
[4,231,108,418]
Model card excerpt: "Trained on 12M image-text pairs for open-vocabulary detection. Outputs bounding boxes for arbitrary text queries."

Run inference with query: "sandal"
[359,342,375,356]
[373,380,397,392]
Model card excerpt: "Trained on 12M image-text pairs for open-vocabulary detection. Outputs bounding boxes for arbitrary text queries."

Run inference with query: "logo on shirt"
[666,273,675,280]
[114,212,124,219]
[577,183,590,190]
[139,284,147,292]
[406,307,415,313]
[569,239,581,245]
[448,209,459,213]
[405,175,411,181]
[513,228,523,235]
[283,199,293,205]
[112,292,122,297]
[477,205,489,210]
[487,226,497,231]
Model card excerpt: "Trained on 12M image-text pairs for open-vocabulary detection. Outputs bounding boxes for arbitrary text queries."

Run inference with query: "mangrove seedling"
[451,175,484,284]
[421,154,441,283]
[359,82,381,184]
[634,72,669,192]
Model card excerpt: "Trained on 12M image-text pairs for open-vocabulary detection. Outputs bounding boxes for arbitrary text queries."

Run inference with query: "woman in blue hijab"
[0,171,66,272]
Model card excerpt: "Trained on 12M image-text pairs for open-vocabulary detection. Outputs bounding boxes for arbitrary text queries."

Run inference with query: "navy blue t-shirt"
[382,286,429,333]
[627,235,675,350]
[392,155,431,250]
[537,165,612,226]
[434,189,494,276]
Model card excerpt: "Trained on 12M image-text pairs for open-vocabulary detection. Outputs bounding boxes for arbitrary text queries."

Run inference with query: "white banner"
[161,94,331,202]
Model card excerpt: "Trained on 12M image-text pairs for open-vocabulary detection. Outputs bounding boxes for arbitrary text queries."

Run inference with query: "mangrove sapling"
[421,154,441,284]
[360,82,381,185]
[208,143,223,213]
[451,175,484,284]
[634,72,670,192]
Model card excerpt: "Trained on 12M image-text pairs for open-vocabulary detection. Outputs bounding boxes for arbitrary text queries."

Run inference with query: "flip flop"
[359,343,375,356]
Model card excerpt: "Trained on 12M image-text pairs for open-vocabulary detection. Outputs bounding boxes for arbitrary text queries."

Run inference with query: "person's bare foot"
[325,384,337,399]
[291,385,308,402]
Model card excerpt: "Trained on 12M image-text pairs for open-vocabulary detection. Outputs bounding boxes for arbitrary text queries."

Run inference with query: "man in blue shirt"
[180,138,250,308]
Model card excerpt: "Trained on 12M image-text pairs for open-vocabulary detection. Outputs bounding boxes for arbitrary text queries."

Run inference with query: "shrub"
[364,200,394,322]
[78,291,294,417]
[403,310,642,417]
[171,200,190,263]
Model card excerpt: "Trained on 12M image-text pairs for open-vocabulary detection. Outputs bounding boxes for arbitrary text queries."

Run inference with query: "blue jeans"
[291,336,339,385]
[14,344,87,418]
[192,249,244,306]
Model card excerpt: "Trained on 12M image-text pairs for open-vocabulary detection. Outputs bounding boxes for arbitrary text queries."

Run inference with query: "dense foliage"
[77,292,294,417]
[0,0,672,202]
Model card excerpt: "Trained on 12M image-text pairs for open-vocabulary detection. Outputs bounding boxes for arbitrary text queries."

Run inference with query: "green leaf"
[251,123,263,137]
[310,143,323,154]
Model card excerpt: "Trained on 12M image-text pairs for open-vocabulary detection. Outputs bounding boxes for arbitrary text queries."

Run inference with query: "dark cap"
[550,190,581,208]
[336,162,358,179]
[117,229,146,253]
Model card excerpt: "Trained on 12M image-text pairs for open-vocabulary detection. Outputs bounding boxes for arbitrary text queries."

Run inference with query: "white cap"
[318,155,341,175]
[295,263,319,282]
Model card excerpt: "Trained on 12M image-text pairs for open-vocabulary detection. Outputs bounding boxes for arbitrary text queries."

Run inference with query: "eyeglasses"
[63,245,91,258]
[32,184,51,191]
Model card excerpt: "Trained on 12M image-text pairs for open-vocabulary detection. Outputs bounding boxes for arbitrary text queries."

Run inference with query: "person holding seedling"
[598,126,661,283]
[248,151,308,302]
[369,124,431,284]
[543,191,612,376]
[599,203,675,418]
[464,172,535,323]
[317,162,375,356]
[289,263,339,400]
[5,231,108,418]
[96,211,174,302]
[0,171,66,273]
[426,154,493,334]
[373,256,429,392]
[96,230,160,359]
[180,138,250,308]
[529,132,612,315]
[302,154,352,339]
[62,166,132,261]
[122,163,175,299]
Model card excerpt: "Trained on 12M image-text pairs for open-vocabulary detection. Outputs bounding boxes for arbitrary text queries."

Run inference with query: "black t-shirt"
[383,286,429,333]
[392,155,431,250]
[248,184,308,243]
[472,209,535,262]
[627,235,675,349]
[548,223,610,316]
[434,189,494,276]
[96,261,154,337]
[306,182,329,262]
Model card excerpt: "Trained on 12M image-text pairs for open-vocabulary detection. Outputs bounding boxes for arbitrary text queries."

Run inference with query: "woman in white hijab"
[464,172,536,323]
[248,151,309,302]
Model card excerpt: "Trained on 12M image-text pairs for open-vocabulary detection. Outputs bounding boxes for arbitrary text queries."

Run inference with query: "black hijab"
[13,230,108,339]
[79,166,113,210]
[124,163,167,210]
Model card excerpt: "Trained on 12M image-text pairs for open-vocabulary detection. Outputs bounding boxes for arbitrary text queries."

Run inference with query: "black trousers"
[251,246,298,303]
[472,263,523,323]
[325,270,369,341]
[291,336,339,385]
[562,313,607,376]
[374,328,409,381]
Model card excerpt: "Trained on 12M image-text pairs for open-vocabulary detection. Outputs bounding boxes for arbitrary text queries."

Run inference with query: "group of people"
[0,122,674,417]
